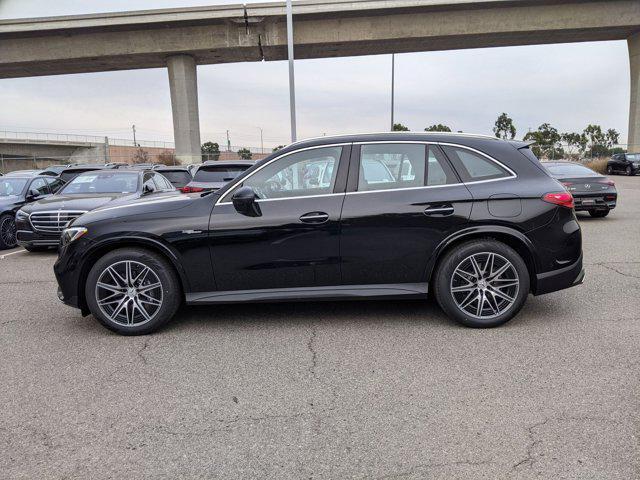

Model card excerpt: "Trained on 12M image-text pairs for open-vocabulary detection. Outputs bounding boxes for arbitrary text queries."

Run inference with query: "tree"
[237,148,252,160]
[273,145,285,152]
[392,123,410,131]
[523,123,564,159]
[493,113,516,140]
[132,148,150,164]
[201,141,220,161]
[424,124,452,132]
[561,132,588,156]
[605,128,620,148]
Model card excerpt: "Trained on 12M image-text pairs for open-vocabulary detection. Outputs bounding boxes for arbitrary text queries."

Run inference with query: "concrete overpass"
[1,0,640,160]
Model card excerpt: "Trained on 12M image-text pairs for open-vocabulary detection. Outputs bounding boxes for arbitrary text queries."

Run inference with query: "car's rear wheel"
[434,240,530,328]
[589,209,610,218]
[0,214,17,250]
[85,248,181,335]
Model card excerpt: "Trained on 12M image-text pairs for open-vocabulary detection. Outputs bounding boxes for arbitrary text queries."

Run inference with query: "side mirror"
[143,183,156,195]
[27,189,40,200]
[231,186,261,217]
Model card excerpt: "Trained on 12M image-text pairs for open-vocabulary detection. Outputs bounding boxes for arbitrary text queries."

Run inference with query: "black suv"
[54,133,584,335]
[0,173,65,249]
[607,153,640,176]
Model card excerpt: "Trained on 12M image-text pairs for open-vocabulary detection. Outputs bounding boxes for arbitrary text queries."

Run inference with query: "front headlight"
[60,226,88,246]
[15,209,29,221]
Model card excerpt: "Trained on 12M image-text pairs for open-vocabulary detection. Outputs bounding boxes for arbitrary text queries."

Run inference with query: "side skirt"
[186,283,429,305]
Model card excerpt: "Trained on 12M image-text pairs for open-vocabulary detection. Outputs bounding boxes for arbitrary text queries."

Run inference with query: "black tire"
[85,248,182,335]
[606,165,613,175]
[24,245,51,252]
[0,213,17,250]
[589,209,610,218]
[626,166,633,176]
[433,239,530,328]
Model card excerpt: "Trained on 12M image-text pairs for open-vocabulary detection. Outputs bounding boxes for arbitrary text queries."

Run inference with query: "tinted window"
[426,146,458,186]
[0,178,28,196]
[627,154,640,161]
[227,147,342,200]
[442,146,511,182]
[359,144,425,191]
[194,165,251,183]
[545,163,596,176]
[152,174,174,191]
[46,177,65,194]
[61,172,139,194]
[60,169,99,183]
[158,170,191,187]
[29,178,50,195]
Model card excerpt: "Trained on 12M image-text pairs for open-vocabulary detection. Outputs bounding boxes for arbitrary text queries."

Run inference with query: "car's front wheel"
[85,248,181,335]
[0,214,17,250]
[607,165,613,175]
[626,166,633,176]
[434,240,530,328]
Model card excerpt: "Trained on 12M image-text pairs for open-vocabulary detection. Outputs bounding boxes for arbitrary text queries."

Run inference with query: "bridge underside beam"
[0,0,639,79]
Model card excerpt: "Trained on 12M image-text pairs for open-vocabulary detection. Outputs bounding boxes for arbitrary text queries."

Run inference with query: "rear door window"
[442,146,512,182]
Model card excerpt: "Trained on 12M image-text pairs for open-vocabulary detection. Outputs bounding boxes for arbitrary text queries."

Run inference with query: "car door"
[209,145,350,291]
[340,142,473,286]
[26,177,51,203]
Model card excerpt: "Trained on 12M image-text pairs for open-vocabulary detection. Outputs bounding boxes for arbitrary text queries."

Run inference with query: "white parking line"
[0,249,26,260]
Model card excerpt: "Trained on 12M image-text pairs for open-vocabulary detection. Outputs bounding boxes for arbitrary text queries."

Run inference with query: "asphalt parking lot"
[1,176,639,479]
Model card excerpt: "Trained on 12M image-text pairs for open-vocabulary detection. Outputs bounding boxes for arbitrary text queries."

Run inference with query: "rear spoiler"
[509,140,536,150]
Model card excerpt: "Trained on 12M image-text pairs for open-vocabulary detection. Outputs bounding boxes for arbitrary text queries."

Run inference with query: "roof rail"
[287,131,500,148]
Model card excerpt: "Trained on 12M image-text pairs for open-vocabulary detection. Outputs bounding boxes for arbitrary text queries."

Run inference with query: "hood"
[77,191,193,225]
[0,195,22,210]
[21,193,136,214]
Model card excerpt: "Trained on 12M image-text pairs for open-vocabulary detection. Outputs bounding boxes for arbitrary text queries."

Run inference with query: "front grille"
[30,211,87,234]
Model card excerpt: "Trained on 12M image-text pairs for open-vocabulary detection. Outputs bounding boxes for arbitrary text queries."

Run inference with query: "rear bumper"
[534,252,584,296]
[573,194,616,212]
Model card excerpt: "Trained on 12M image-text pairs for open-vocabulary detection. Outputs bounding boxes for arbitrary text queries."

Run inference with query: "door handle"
[424,205,455,216]
[300,212,330,224]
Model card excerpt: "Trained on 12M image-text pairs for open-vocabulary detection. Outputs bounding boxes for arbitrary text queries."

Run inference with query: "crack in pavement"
[510,416,551,473]
[375,459,495,479]
[593,262,640,279]
[137,340,150,365]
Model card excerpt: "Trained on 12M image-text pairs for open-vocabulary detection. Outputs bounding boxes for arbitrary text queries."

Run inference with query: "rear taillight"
[180,186,204,193]
[542,192,575,209]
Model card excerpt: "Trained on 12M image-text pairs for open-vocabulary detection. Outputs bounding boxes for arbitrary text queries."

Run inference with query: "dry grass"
[584,157,609,175]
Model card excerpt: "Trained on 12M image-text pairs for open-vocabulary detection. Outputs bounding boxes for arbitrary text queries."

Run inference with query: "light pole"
[256,127,264,153]
[286,0,297,142]
[390,54,395,131]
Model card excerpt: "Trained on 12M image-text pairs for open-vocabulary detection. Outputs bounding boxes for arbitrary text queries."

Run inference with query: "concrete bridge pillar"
[167,55,201,164]
[629,32,640,153]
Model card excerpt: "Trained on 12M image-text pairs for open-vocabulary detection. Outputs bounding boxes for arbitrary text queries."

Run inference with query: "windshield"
[0,178,27,196]
[158,170,192,187]
[194,165,250,183]
[60,172,139,194]
[546,163,596,176]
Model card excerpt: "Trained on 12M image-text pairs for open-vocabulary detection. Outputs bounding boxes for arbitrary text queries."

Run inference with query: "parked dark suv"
[607,153,640,176]
[54,133,584,335]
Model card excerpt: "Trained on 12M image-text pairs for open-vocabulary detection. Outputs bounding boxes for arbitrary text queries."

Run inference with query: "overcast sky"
[0,0,632,148]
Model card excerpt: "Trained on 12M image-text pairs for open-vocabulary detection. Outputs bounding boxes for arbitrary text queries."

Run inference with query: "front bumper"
[534,252,584,296]
[16,229,60,248]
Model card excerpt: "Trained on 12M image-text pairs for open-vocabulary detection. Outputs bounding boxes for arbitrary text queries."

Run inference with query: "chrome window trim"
[215,140,518,205]
[215,143,351,206]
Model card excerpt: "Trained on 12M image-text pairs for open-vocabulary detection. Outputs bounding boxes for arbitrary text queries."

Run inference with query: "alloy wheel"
[0,216,16,247]
[450,252,520,320]
[95,260,163,326]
